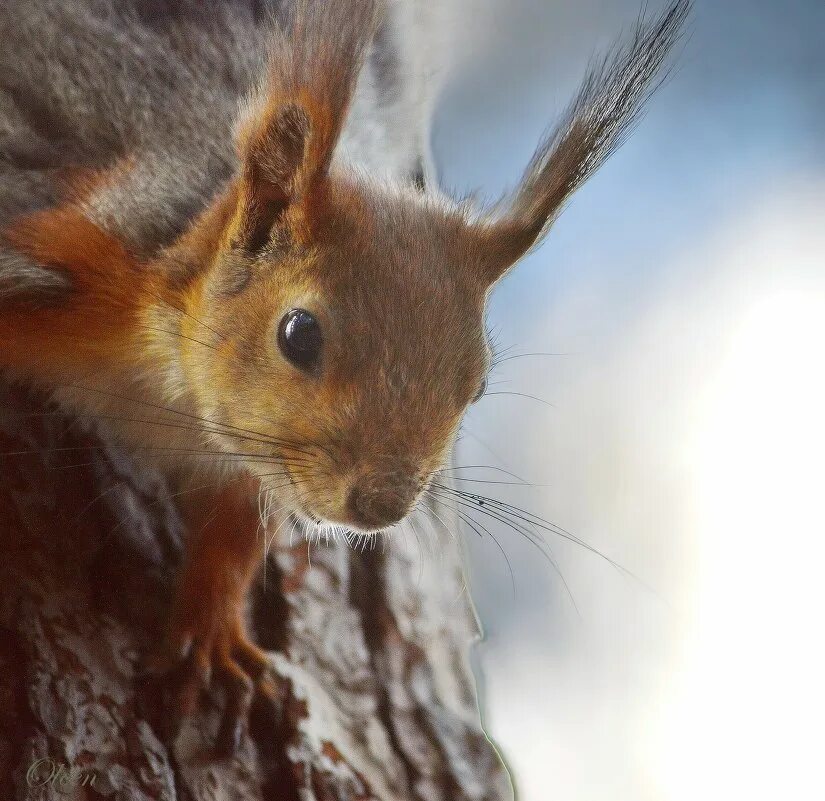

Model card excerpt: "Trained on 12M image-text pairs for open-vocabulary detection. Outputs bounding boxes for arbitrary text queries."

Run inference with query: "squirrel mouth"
[290,507,394,545]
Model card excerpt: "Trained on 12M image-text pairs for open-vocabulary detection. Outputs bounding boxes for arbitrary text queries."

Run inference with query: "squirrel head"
[174,0,688,532]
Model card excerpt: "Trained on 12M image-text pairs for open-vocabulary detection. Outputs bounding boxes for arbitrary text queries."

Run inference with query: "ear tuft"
[233,0,381,250]
[476,0,691,283]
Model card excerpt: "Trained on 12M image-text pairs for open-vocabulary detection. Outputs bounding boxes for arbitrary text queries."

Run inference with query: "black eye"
[277,308,322,369]
[472,376,488,403]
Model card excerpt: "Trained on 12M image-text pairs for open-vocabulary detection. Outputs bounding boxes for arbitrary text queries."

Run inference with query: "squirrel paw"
[145,613,282,757]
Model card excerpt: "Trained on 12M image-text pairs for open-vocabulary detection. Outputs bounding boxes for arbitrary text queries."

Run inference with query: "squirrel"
[0,0,689,755]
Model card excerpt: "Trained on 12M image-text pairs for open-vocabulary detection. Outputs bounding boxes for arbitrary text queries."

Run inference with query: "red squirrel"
[0,0,689,753]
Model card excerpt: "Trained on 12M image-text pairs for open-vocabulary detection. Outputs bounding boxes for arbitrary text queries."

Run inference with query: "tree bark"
[0,381,512,801]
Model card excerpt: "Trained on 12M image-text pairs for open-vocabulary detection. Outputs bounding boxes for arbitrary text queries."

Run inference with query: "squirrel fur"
[0,0,689,752]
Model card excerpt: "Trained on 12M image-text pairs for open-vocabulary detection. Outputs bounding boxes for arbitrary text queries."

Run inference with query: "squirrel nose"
[347,475,416,530]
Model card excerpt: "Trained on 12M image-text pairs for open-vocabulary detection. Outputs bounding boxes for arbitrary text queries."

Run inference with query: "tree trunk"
[0,381,512,801]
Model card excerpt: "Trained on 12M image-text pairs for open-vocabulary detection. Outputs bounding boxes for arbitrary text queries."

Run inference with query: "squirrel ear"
[233,0,380,249]
[473,0,689,285]
[235,101,313,250]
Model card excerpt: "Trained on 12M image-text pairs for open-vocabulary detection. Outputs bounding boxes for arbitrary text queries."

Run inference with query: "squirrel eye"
[472,376,488,403]
[277,309,322,369]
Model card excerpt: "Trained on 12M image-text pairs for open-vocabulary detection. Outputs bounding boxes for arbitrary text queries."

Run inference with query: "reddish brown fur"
[165,475,274,727]
[2,204,147,372]
[178,167,491,525]
[0,0,689,749]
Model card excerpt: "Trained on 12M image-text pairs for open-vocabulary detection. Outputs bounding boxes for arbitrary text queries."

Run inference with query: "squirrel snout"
[346,474,418,530]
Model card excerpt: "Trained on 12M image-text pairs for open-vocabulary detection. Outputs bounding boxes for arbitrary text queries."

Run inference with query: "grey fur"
[0,0,435,300]
[0,251,72,306]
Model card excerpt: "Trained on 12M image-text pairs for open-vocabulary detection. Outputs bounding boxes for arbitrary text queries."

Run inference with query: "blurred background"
[426,1,825,799]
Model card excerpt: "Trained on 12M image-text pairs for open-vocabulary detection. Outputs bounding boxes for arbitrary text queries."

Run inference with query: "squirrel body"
[0,0,690,753]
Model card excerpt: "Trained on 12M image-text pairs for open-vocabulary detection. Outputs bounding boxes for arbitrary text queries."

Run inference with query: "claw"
[214,655,254,757]
[216,713,246,758]
[142,630,193,676]
[143,616,278,757]
[232,639,271,681]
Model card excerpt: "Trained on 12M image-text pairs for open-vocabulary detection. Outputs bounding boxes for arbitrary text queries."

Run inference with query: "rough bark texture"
[0,381,512,801]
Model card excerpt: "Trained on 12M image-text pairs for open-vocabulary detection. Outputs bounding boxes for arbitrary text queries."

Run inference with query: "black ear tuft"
[478,0,691,282]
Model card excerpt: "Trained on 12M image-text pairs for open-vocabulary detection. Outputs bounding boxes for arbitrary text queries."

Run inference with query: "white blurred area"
[428,1,825,799]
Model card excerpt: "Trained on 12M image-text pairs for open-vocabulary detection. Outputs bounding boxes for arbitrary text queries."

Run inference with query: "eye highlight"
[277,308,322,370]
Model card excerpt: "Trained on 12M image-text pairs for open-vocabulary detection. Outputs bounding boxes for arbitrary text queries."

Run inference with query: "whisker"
[403,518,426,586]
[456,427,524,480]
[435,464,528,483]
[139,325,221,354]
[71,480,126,524]
[426,487,580,613]
[431,482,659,598]
[449,477,545,487]
[46,383,327,459]
[420,499,456,541]
[454,506,517,599]
[490,351,570,368]
[140,286,227,345]
[50,363,340,468]
[0,444,301,464]
[482,391,556,408]
[14,408,320,461]
[428,485,554,559]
